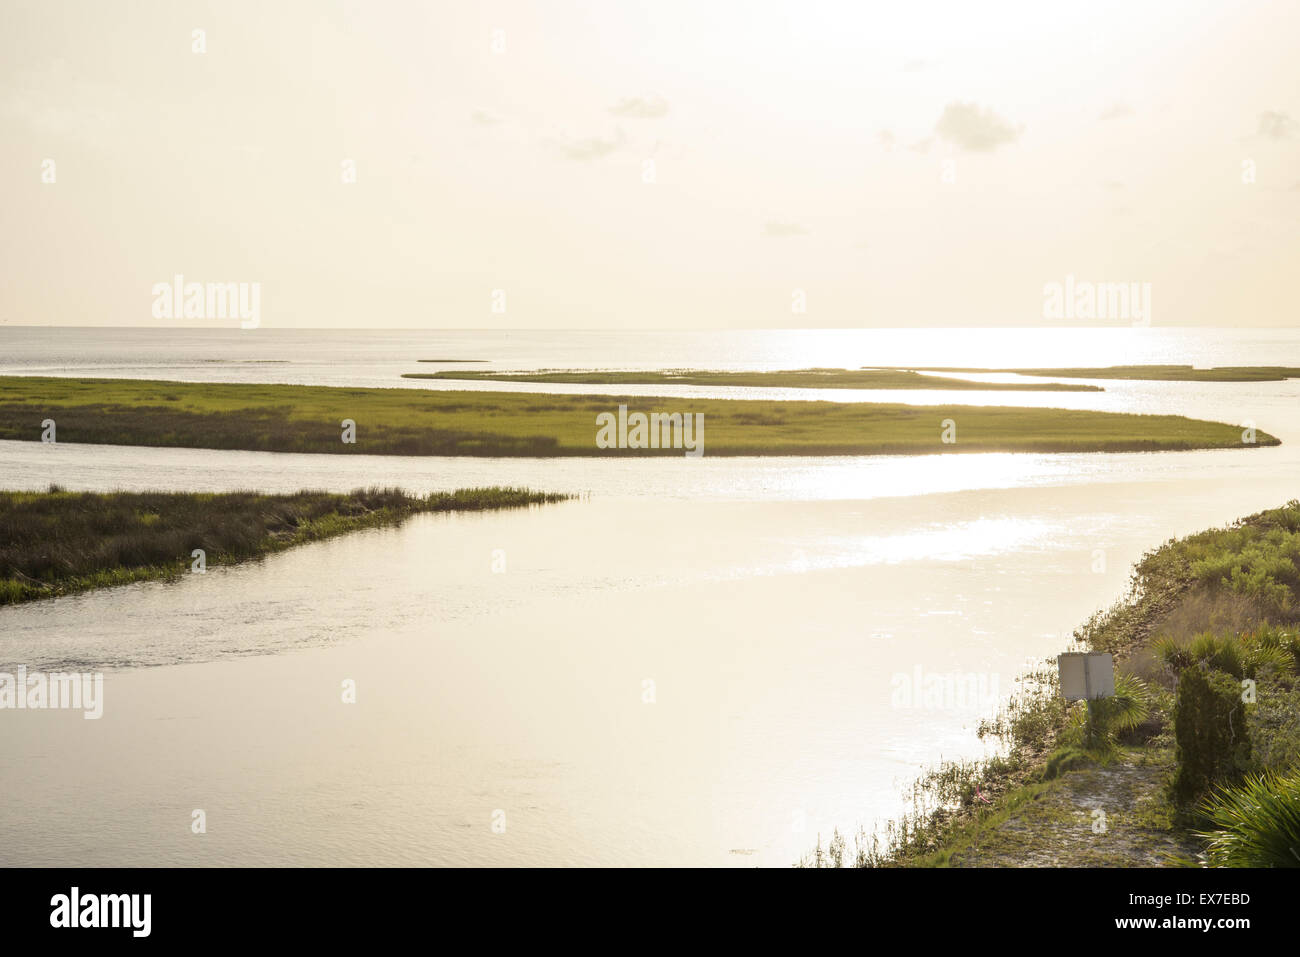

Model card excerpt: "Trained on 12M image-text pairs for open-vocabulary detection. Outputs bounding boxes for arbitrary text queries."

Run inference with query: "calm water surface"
[1,327,1298,866]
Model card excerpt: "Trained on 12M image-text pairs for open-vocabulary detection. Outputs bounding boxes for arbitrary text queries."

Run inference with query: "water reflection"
[3,331,1300,866]
[3,477,1299,866]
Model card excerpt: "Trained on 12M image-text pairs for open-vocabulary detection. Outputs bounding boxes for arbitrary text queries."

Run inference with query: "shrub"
[1171,665,1251,806]
[1246,681,1300,774]
[1197,769,1300,867]
[1153,629,1297,681]
[1090,672,1151,737]
[1055,672,1151,756]
[1249,625,1300,674]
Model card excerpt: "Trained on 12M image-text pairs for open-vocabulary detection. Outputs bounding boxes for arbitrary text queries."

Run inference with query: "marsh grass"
[0,485,569,605]
[889,365,1300,382]
[405,367,1104,391]
[0,376,1273,457]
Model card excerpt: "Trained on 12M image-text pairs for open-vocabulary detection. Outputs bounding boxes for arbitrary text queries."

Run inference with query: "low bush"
[1171,665,1251,806]
[1197,769,1300,867]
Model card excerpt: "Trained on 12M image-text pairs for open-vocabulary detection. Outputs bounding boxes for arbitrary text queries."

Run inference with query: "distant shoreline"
[877,365,1300,382]
[403,367,1104,391]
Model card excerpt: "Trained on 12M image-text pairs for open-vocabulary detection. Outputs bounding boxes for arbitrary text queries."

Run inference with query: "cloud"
[609,95,669,119]
[551,128,626,161]
[1097,102,1133,121]
[1257,110,1298,140]
[934,101,1022,152]
[762,222,808,238]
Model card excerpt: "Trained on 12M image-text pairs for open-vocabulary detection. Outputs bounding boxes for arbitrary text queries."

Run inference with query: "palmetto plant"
[1070,672,1151,752]
[1196,769,1300,867]
[1152,629,1299,680]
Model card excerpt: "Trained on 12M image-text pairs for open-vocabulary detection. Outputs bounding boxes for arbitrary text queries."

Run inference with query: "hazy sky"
[3,0,1298,328]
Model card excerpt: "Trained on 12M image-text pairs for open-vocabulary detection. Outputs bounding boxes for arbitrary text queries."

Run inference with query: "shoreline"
[0,486,571,606]
[816,500,1300,868]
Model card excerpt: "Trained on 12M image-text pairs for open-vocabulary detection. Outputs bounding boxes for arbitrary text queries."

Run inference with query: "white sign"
[1058,652,1114,701]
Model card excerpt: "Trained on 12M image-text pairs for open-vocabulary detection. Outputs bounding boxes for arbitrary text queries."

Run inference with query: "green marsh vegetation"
[886,365,1300,382]
[404,367,1103,391]
[0,485,569,605]
[0,376,1274,457]
[806,500,1300,868]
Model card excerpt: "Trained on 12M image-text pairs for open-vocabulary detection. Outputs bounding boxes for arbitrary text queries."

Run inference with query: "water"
[1,327,1298,866]
[6,325,1300,389]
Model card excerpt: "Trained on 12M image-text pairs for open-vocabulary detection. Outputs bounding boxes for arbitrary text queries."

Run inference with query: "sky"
[2,0,1298,329]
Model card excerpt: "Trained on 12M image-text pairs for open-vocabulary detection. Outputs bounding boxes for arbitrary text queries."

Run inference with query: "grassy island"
[0,376,1275,457]
[885,365,1300,382]
[402,367,1103,391]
